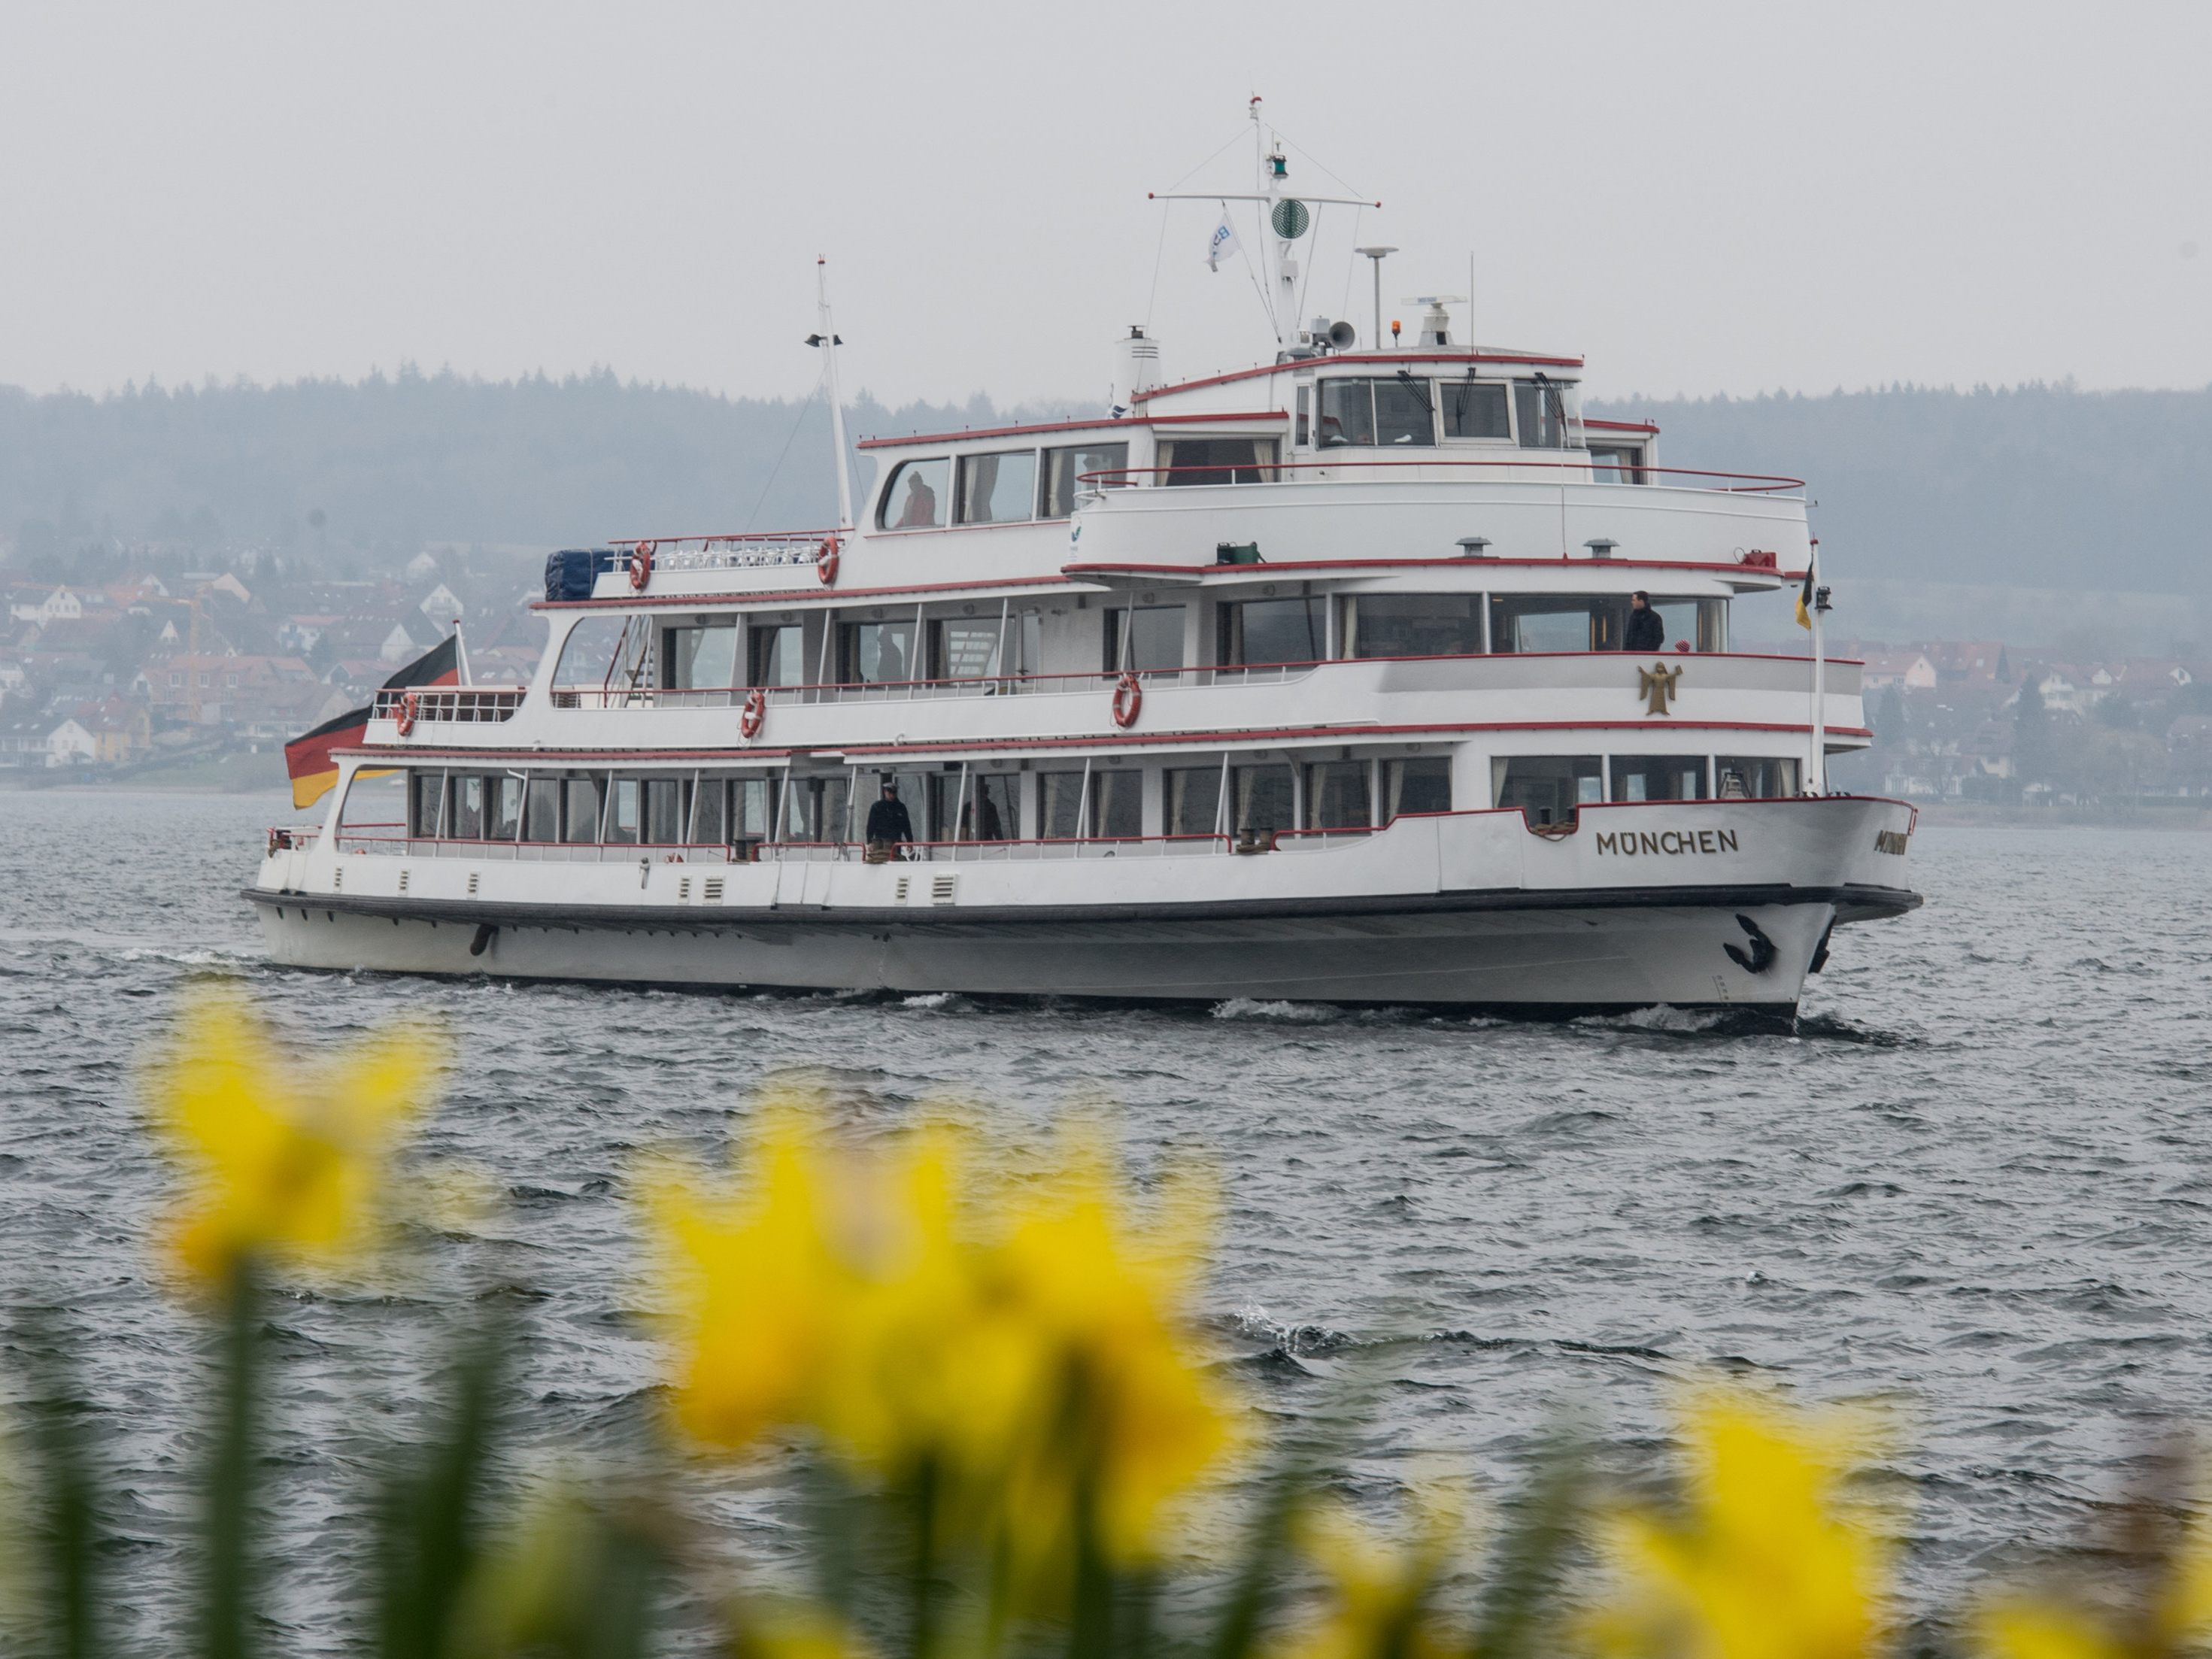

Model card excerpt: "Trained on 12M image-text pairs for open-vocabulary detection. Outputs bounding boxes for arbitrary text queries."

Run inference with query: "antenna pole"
[816,257,854,532]
[1810,539,1828,794]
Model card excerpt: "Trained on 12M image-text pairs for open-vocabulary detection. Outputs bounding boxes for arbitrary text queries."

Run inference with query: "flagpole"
[1808,538,1825,795]
[453,617,472,687]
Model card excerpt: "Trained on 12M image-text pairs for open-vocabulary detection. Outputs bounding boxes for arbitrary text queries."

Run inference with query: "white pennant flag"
[1205,208,1240,272]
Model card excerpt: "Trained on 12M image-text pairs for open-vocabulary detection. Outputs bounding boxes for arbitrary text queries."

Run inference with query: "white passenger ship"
[251,105,1919,1014]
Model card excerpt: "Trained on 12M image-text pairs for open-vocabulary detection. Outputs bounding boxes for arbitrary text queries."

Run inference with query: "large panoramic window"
[1218,596,1326,666]
[956,450,1038,525]
[842,619,916,684]
[931,617,1006,680]
[1303,761,1371,830]
[1610,755,1710,802]
[1103,605,1187,672]
[1716,756,1801,799]
[878,458,948,529]
[1316,377,1435,448]
[1230,759,1297,839]
[748,623,806,687]
[1042,442,1129,517]
[1493,755,1601,826]
[1159,437,1277,486]
[1385,757,1452,818]
[1346,594,1484,658]
[1489,596,1597,654]
[1167,764,1223,836]
[663,621,738,690]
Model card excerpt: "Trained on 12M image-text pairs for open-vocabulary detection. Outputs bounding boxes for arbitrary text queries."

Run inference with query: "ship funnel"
[1112,325,1163,411]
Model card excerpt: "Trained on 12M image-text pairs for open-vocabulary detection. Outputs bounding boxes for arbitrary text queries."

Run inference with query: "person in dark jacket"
[864,780,915,855]
[1623,591,1667,652]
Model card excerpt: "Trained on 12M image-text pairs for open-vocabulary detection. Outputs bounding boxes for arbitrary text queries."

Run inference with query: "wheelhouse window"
[1489,596,1599,654]
[663,620,737,690]
[1385,757,1452,818]
[842,619,916,684]
[1316,378,1435,447]
[1440,379,1511,440]
[1159,437,1277,486]
[1611,756,1710,802]
[1218,596,1325,666]
[1716,757,1801,799]
[749,623,806,687]
[1493,755,1601,825]
[878,458,948,529]
[1104,605,1186,672]
[1345,594,1484,658]
[1590,445,1647,484]
[1042,442,1129,517]
[956,450,1039,525]
[1513,379,1579,450]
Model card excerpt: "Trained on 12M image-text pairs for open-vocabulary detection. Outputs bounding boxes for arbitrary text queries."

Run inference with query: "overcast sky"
[3,2,2207,410]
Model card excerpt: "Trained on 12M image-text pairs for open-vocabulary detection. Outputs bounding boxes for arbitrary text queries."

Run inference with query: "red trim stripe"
[855,409,1288,451]
[1132,350,1585,405]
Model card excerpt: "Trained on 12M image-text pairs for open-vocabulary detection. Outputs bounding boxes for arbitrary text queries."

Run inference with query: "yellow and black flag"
[1795,560,1816,630]
[284,635,460,809]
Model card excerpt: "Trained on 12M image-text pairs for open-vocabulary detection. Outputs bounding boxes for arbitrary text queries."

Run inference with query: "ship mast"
[809,257,854,532]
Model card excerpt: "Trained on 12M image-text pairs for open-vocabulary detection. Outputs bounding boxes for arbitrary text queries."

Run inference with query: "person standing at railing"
[864,780,915,863]
[1624,591,1666,652]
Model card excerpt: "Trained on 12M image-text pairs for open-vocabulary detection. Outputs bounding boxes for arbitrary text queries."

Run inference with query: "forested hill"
[1589,384,2212,594]
[3,372,2206,596]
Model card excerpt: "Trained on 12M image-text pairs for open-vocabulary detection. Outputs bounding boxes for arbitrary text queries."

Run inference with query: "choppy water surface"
[4,789,2210,1640]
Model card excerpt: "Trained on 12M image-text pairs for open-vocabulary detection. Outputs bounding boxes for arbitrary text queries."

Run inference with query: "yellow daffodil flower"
[1601,1390,1890,1659]
[145,986,443,1291]
[1275,1496,1464,1659]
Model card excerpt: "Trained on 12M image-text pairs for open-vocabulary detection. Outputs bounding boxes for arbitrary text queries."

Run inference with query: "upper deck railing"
[370,687,526,723]
[1079,457,1807,493]
[615,532,836,574]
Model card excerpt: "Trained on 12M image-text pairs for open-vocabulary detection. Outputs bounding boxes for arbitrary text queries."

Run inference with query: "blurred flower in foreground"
[1597,1391,1890,1659]
[144,985,445,1291]
[1977,1486,2212,1659]
[643,1099,1233,1571]
[1274,1494,1465,1659]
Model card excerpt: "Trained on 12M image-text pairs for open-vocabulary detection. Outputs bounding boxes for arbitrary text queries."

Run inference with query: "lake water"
[4,788,2209,1641]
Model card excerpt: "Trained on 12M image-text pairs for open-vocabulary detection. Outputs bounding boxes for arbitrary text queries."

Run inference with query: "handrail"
[370,687,526,721]
[1079,456,1806,494]
[608,531,838,577]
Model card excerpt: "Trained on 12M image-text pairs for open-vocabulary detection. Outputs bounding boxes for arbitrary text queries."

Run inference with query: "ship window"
[1167,765,1222,836]
[1160,437,1277,485]
[1303,760,1372,829]
[1514,379,1579,450]
[1039,771,1087,839]
[692,778,727,844]
[1294,385,1310,447]
[1590,445,1647,484]
[1385,757,1452,818]
[1316,378,1436,447]
[748,623,806,687]
[1092,769,1142,839]
[1440,380,1511,440]
[524,777,560,842]
[1042,442,1130,517]
[1611,756,1710,802]
[1230,760,1297,839]
[1489,596,1598,654]
[605,778,641,845]
[664,622,738,690]
[644,778,684,844]
[956,450,1039,526]
[1104,605,1186,672]
[778,776,848,842]
[1218,596,1325,666]
[490,776,523,840]
[1587,596,1726,654]
[1493,756,1601,826]
[561,777,600,843]
[410,771,445,838]
[1346,594,1484,658]
[878,458,948,529]
[953,774,1018,841]
[842,620,916,684]
[451,775,486,840]
[552,614,634,687]
[933,617,1007,680]
[1716,757,1800,799]
[733,777,776,839]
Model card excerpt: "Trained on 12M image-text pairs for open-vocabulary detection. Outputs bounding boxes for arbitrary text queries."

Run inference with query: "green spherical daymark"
[1270,199,1311,240]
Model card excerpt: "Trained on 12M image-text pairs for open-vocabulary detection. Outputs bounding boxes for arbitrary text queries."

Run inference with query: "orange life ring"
[740,686,767,739]
[395,690,419,737]
[816,535,841,586]
[629,541,654,591]
[1111,670,1142,730]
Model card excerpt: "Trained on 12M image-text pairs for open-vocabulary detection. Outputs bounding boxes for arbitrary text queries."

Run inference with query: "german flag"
[284,635,461,809]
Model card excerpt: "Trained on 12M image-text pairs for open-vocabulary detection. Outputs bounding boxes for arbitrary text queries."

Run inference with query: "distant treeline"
[4,369,2207,593]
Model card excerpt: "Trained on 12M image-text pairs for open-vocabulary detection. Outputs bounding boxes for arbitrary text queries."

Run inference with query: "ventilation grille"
[466,871,480,896]
[894,876,911,903]
[397,869,409,893]
[330,867,342,892]
[702,877,725,902]
[930,875,957,905]
[678,876,692,902]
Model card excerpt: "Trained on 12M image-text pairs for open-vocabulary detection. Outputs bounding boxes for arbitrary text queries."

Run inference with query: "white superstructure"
[248,107,1918,1014]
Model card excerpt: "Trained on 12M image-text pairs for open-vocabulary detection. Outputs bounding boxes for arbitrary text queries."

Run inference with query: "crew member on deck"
[865,779,915,860]
[1624,591,1666,652]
